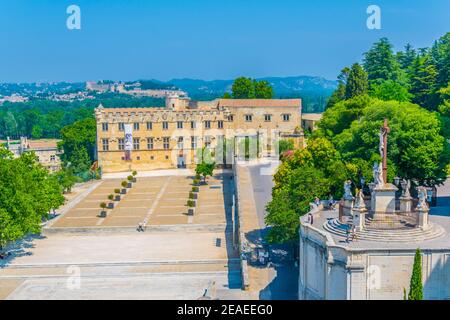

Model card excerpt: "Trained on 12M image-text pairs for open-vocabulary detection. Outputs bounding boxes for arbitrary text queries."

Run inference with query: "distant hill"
[167,76,337,113]
[0,76,337,113]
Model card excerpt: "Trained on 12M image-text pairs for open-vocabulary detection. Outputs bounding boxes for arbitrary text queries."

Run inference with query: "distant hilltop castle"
[86,81,187,98]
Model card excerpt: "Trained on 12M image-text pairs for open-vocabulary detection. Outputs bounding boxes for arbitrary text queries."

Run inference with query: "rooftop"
[218,98,301,108]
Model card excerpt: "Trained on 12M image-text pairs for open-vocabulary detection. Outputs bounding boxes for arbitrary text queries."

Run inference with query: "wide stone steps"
[323,218,446,243]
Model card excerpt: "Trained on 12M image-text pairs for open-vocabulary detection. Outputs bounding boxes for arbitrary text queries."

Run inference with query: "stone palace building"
[95,95,303,173]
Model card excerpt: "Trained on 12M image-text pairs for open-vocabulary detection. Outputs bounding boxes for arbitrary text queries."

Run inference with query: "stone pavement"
[48,172,230,229]
[235,165,272,299]
[1,171,244,300]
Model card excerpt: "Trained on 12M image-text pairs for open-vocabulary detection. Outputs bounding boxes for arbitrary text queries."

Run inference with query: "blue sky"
[0,0,448,83]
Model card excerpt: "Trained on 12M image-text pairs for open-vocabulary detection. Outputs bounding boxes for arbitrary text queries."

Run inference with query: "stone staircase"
[323,218,446,243]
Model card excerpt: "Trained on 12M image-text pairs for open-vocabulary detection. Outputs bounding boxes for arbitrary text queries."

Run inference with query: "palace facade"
[95,96,302,173]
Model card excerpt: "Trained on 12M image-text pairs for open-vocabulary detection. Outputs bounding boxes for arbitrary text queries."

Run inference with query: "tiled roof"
[27,139,60,149]
[218,99,301,108]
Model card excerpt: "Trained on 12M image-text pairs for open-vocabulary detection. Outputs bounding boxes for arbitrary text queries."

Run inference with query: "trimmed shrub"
[114,188,120,194]
[187,200,195,207]
[100,202,107,209]
[127,175,133,182]
[192,186,199,192]
[132,170,137,176]
[121,181,128,188]
[193,179,199,185]
[108,194,114,201]
[189,192,195,199]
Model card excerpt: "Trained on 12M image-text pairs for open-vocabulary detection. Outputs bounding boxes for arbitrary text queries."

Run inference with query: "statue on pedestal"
[344,180,353,200]
[417,187,429,211]
[373,162,384,186]
[354,189,367,210]
[400,179,411,198]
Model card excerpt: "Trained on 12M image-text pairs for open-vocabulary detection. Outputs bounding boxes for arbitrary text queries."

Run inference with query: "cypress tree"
[408,248,424,300]
[345,63,369,99]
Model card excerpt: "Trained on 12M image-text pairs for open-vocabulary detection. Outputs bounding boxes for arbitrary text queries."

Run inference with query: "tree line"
[0,93,164,140]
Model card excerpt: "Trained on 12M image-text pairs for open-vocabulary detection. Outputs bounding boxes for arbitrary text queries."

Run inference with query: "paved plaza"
[50,172,231,229]
[0,170,244,300]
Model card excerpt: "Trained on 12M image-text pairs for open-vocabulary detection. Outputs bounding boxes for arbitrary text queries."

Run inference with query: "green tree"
[331,98,449,186]
[408,249,424,300]
[231,77,274,99]
[254,80,274,98]
[410,53,439,110]
[0,147,64,251]
[327,67,350,108]
[31,125,43,139]
[397,43,417,71]
[58,118,96,174]
[363,37,406,87]
[231,77,255,99]
[370,79,412,102]
[345,63,369,99]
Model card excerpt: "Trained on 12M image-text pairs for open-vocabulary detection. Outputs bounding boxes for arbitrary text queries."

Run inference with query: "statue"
[354,189,366,210]
[400,179,411,198]
[417,187,429,211]
[344,180,353,200]
[373,162,384,186]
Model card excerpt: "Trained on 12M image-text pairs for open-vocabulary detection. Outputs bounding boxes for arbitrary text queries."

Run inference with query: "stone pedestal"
[353,211,366,231]
[343,198,354,216]
[417,208,429,230]
[372,183,398,215]
[399,196,413,213]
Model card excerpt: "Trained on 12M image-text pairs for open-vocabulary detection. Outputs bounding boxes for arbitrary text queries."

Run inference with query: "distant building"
[301,113,322,132]
[6,137,62,172]
[95,96,303,173]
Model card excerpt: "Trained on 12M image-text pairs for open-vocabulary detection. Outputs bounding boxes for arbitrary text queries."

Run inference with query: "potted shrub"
[108,194,114,201]
[99,202,107,218]
[187,199,196,216]
[107,194,115,208]
[127,175,133,188]
[195,173,201,180]
[121,181,128,194]
[192,186,199,193]
[132,170,137,182]
[114,189,121,201]
[189,191,197,200]
[193,178,200,186]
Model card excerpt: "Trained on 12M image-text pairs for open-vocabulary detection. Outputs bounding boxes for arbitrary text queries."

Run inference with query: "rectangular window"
[147,137,154,150]
[191,136,197,149]
[228,115,234,122]
[163,137,170,149]
[118,138,125,150]
[204,136,211,147]
[177,137,184,149]
[102,139,109,151]
[50,155,56,161]
[204,120,211,129]
[264,114,272,122]
[162,121,169,130]
[190,121,196,129]
[218,120,224,129]
[177,121,183,129]
[133,122,140,131]
[133,138,140,150]
[245,114,253,122]
[146,122,152,130]
[102,123,109,131]
[118,122,125,131]
[282,114,291,122]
